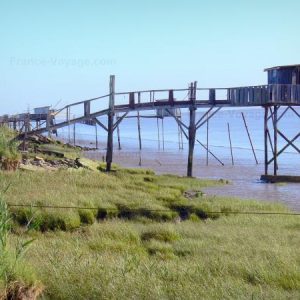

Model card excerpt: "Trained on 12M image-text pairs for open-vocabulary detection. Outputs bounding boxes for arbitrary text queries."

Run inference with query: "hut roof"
[264,64,300,71]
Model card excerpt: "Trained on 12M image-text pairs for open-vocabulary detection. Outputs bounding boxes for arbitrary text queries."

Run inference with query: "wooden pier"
[1,64,300,179]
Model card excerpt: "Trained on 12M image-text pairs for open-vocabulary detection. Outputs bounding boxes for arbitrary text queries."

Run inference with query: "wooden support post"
[156,117,160,150]
[73,122,76,146]
[161,117,165,151]
[273,105,278,176]
[187,82,197,177]
[264,106,268,175]
[84,101,91,117]
[168,90,174,105]
[106,75,115,172]
[209,89,216,105]
[116,114,121,150]
[179,110,184,150]
[227,122,234,165]
[187,106,196,177]
[206,111,209,166]
[178,123,181,150]
[67,107,71,143]
[137,92,142,151]
[23,114,30,151]
[46,112,51,138]
[129,92,135,109]
[95,124,98,149]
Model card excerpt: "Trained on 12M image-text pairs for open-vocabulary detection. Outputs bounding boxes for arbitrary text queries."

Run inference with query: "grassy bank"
[0,167,286,231]
[0,166,299,299]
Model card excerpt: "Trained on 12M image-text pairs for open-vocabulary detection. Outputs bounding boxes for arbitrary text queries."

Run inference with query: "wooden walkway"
[1,76,300,178]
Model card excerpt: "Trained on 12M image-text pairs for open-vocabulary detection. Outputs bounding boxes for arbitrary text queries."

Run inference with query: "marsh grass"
[1,168,226,231]
[0,162,299,299]
[22,215,300,299]
[0,193,42,299]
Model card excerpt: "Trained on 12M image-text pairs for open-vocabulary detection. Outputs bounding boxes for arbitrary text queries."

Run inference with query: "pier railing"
[114,84,300,108]
[227,84,300,106]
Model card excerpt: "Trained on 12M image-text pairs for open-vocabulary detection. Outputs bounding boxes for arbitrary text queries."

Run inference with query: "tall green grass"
[0,193,41,298]
[0,162,299,299]
[24,216,300,299]
[0,126,20,171]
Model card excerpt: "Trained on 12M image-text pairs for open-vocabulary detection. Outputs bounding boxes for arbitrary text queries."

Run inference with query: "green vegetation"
[0,126,20,170]
[0,127,298,300]
[24,214,299,299]
[0,193,42,299]
[3,165,281,233]
[0,166,298,299]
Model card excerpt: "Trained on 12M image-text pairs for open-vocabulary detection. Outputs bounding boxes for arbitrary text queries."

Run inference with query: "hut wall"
[268,67,300,85]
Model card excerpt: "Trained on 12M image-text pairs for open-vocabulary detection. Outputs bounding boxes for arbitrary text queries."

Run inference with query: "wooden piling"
[67,106,71,143]
[177,109,184,150]
[227,122,234,165]
[273,105,278,175]
[161,117,165,151]
[178,123,181,150]
[156,117,160,150]
[206,111,209,166]
[137,92,142,150]
[187,107,196,177]
[95,124,98,149]
[264,106,268,175]
[46,111,51,138]
[106,75,115,172]
[187,82,197,177]
[73,123,76,146]
[116,113,121,150]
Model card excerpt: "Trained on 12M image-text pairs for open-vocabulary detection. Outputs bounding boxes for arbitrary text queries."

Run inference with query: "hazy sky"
[1,0,299,114]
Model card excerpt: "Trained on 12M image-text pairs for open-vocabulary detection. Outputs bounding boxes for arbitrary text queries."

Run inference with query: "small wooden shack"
[264,64,300,103]
[265,64,300,85]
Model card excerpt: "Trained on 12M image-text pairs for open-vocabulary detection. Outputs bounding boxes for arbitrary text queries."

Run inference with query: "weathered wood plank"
[261,175,300,183]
